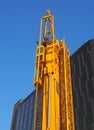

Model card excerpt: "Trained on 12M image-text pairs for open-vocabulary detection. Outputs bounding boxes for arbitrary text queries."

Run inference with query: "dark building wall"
[11,90,36,130]
[71,40,94,130]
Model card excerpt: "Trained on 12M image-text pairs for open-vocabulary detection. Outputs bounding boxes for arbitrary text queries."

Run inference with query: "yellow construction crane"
[34,9,75,130]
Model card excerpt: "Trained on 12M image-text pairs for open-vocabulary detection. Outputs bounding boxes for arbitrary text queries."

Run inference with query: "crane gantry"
[33,9,75,130]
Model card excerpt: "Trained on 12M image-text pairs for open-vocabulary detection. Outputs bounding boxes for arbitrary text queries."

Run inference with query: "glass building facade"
[71,39,94,130]
[11,90,36,130]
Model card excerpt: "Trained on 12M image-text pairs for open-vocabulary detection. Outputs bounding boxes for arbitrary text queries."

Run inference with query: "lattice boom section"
[59,44,67,130]
[59,42,75,130]
[65,47,75,130]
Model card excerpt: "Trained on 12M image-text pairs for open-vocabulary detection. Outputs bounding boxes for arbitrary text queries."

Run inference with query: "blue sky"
[0,0,94,130]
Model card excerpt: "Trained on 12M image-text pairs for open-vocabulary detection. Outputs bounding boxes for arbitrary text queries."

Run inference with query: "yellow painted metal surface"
[42,41,60,130]
[34,10,75,130]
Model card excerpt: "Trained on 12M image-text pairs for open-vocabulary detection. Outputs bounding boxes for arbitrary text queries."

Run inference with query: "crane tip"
[46,9,51,15]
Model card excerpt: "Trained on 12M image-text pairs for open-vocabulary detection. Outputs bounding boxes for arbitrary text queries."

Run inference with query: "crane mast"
[34,10,75,130]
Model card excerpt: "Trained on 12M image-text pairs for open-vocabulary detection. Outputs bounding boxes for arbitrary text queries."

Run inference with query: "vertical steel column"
[48,75,50,128]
